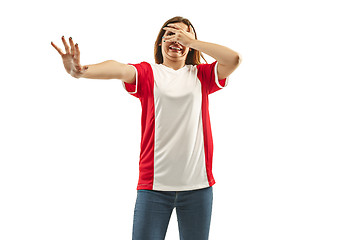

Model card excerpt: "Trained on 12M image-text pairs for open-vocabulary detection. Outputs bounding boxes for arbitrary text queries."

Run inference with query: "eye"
[167,32,175,36]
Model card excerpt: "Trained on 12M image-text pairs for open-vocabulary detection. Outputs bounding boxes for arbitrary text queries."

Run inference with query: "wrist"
[188,38,198,49]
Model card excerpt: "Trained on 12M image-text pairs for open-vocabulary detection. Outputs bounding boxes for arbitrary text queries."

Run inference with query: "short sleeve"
[122,61,153,99]
[196,61,229,95]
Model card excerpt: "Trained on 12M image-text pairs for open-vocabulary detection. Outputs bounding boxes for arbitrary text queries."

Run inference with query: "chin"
[167,51,189,60]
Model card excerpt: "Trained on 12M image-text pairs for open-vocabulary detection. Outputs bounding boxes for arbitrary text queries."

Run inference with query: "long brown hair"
[154,16,207,65]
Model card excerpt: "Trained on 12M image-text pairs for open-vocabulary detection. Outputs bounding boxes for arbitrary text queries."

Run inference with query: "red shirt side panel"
[123,62,155,190]
[196,61,226,187]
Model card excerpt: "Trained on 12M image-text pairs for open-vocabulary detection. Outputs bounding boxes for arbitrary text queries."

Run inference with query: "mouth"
[169,45,183,52]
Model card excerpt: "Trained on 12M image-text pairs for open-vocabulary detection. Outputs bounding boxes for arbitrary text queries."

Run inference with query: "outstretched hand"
[51,36,88,78]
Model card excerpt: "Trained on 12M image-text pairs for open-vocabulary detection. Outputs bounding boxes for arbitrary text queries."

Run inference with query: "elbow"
[226,52,242,69]
[234,52,242,66]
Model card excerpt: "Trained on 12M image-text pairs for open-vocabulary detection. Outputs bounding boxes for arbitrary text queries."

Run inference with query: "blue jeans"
[132,186,213,240]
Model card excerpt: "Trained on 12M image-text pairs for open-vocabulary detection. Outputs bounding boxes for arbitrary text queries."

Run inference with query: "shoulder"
[131,61,152,69]
[196,61,217,71]
[129,61,154,75]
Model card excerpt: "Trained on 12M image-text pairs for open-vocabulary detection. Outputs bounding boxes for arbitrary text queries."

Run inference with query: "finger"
[51,41,64,56]
[81,65,89,72]
[76,64,88,74]
[163,35,176,43]
[189,25,195,35]
[163,27,179,33]
[73,43,81,70]
[163,34,176,40]
[167,23,187,34]
[61,36,70,54]
[69,37,75,56]
[167,23,178,28]
[167,23,182,30]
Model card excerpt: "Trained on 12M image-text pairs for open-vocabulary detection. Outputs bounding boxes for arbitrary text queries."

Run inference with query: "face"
[160,22,195,63]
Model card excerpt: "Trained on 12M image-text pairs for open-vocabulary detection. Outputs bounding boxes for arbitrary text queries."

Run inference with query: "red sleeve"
[122,62,153,99]
[196,61,229,95]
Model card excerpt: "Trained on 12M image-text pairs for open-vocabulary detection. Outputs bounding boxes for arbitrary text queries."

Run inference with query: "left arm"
[189,40,242,79]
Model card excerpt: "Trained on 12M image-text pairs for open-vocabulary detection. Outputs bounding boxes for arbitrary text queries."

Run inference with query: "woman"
[51,16,241,240]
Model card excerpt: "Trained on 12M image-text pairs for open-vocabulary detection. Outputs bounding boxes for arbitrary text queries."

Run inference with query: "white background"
[1,0,359,239]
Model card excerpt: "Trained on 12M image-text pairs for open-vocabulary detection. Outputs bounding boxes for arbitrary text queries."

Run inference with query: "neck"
[162,59,186,70]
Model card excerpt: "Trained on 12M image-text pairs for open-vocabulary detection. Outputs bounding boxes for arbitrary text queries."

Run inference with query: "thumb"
[78,65,89,75]
[75,65,88,72]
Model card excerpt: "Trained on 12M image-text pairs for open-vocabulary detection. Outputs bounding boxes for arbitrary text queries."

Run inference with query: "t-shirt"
[122,61,229,191]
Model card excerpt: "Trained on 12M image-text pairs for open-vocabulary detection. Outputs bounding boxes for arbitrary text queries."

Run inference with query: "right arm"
[81,60,136,84]
[51,36,135,84]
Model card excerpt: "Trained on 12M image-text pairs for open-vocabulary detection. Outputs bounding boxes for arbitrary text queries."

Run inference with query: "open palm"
[51,36,87,78]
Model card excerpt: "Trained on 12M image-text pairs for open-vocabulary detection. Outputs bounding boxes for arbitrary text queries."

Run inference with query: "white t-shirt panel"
[151,64,208,190]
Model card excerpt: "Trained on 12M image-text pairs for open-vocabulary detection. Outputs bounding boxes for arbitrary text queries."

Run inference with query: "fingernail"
[70,37,72,40]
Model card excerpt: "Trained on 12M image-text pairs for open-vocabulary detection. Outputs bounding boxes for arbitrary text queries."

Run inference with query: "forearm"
[189,40,241,66]
[81,60,126,80]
